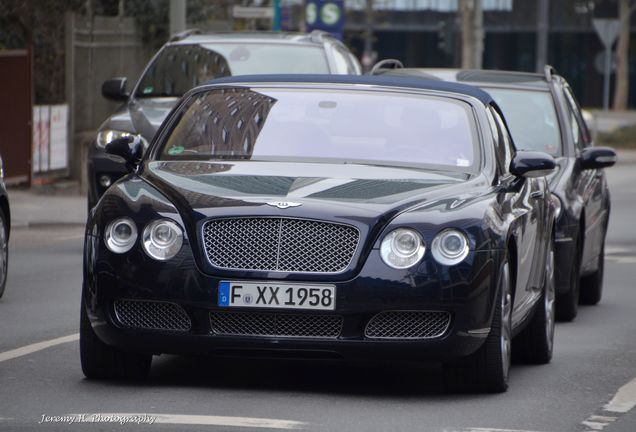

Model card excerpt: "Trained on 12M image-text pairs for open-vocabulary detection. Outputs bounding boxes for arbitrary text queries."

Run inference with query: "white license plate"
[218,281,336,311]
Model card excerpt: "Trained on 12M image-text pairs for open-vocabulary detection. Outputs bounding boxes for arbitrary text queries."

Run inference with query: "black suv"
[379,66,617,321]
[88,30,362,209]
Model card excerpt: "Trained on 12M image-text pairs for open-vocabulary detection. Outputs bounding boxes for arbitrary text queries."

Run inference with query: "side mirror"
[509,151,556,178]
[580,146,617,170]
[102,77,129,101]
[105,135,143,173]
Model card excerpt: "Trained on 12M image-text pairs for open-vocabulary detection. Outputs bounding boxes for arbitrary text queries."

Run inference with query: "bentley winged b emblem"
[266,201,302,209]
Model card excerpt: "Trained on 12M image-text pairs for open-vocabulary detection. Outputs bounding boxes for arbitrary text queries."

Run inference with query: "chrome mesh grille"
[114,299,191,332]
[210,311,343,339]
[365,311,451,340]
[202,218,359,273]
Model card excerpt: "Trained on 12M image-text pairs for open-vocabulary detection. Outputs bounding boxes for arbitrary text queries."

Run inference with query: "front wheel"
[80,298,152,380]
[443,258,512,393]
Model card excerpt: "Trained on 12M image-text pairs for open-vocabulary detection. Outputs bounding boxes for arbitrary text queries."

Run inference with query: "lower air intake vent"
[365,311,451,340]
[210,311,343,339]
[114,299,191,332]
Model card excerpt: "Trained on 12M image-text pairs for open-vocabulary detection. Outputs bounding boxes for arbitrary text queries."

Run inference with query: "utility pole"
[472,0,483,69]
[460,0,473,68]
[536,0,549,72]
[169,0,186,37]
[362,0,375,72]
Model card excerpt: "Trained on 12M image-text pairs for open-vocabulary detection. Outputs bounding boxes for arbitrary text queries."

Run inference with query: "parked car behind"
[378,66,616,321]
[81,74,558,393]
[0,155,10,299]
[88,30,362,209]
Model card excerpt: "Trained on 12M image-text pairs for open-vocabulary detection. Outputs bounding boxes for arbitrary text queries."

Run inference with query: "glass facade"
[342,0,636,107]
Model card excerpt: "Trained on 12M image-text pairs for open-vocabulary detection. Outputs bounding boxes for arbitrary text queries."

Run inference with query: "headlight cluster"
[380,228,426,269]
[142,220,184,261]
[380,227,470,269]
[431,229,470,266]
[105,218,137,253]
[104,218,183,260]
[96,129,149,149]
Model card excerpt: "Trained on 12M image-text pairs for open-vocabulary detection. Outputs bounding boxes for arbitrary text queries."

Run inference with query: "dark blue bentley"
[81,75,557,392]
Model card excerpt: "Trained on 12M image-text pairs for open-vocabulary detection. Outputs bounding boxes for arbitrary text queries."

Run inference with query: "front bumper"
[83,233,502,362]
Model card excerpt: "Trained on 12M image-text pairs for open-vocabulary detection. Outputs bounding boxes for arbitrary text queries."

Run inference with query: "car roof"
[169,31,334,47]
[385,68,551,91]
[203,74,496,105]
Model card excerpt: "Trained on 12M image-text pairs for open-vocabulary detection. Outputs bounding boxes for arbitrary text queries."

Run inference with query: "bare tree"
[613,0,636,110]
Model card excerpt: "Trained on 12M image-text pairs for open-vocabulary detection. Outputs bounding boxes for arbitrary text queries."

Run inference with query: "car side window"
[332,45,355,74]
[562,85,591,150]
[347,52,363,75]
[488,106,514,176]
[486,107,505,176]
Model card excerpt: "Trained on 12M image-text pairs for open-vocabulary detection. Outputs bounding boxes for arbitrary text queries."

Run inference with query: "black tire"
[513,237,555,364]
[0,210,8,299]
[443,258,512,393]
[556,234,581,322]
[580,241,605,305]
[80,298,152,380]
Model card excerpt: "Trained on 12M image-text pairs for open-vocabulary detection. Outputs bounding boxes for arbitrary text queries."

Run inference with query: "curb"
[13,221,86,230]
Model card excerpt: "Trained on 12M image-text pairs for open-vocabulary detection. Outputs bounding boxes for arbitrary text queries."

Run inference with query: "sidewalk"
[588,110,636,134]
[9,185,87,229]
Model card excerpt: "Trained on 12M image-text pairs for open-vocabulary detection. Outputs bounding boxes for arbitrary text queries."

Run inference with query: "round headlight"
[105,217,138,253]
[142,219,183,261]
[380,228,426,269]
[96,129,149,149]
[431,229,470,265]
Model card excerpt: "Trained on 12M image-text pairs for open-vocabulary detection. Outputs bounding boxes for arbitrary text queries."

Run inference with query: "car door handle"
[530,191,543,199]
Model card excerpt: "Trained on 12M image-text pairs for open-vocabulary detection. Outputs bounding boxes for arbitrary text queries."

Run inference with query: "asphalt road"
[1,164,635,432]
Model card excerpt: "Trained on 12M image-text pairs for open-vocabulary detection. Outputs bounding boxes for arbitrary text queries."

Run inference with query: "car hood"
[102,97,179,140]
[140,160,488,232]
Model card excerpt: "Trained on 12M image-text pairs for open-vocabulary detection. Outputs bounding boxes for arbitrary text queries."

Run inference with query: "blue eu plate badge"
[218,281,230,307]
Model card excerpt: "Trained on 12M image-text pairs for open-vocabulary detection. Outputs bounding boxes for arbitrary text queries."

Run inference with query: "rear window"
[157,87,479,173]
[483,87,562,156]
[135,44,330,98]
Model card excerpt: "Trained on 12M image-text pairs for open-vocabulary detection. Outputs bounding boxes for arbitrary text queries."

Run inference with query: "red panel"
[0,49,32,184]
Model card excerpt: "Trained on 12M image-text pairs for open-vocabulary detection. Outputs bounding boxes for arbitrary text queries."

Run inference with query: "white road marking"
[72,413,305,429]
[446,428,548,432]
[604,376,636,413]
[588,415,617,422]
[606,256,636,264]
[579,376,636,431]
[0,333,79,363]
[580,420,607,431]
[605,246,633,255]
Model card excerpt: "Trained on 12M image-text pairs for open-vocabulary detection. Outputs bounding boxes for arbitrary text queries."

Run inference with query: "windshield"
[135,43,330,98]
[158,87,479,173]
[483,87,562,156]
